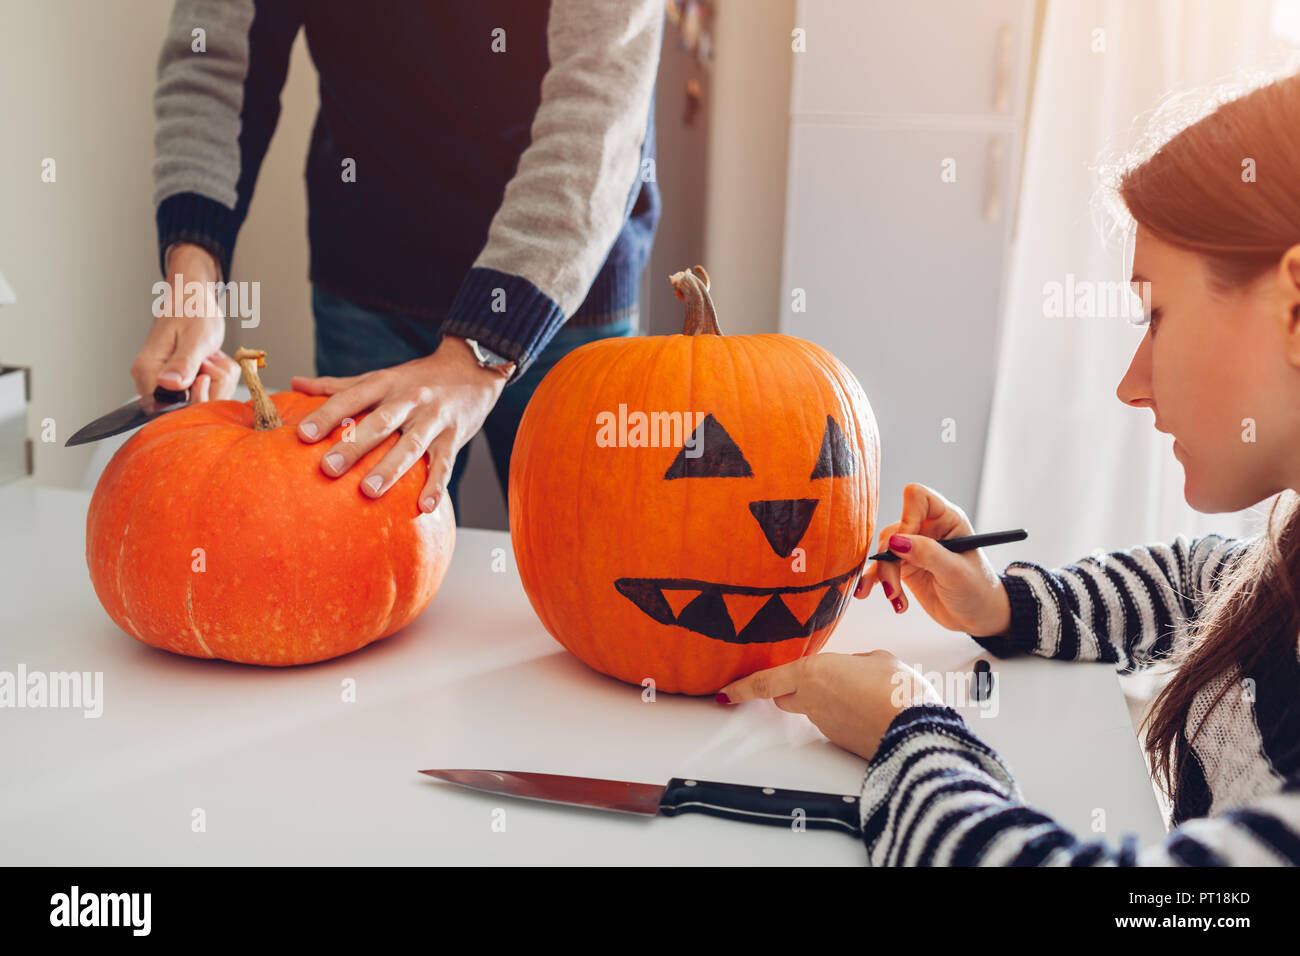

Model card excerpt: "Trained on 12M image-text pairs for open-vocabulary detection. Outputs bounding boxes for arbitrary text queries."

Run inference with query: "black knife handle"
[659,777,861,835]
[153,385,189,404]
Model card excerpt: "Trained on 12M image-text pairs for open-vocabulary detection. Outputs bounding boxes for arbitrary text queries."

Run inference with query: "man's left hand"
[290,336,508,513]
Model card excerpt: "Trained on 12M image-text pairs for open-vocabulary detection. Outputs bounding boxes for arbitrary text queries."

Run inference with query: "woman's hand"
[290,336,508,513]
[855,482,1011,637]
[717,651,943,761]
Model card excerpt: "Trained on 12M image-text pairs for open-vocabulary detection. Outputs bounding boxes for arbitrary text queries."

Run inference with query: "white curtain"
[977,0,1298,568]
[975,0,1300,702]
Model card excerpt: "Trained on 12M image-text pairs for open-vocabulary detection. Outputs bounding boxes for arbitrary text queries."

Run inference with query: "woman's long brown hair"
[1114,72,1300,798]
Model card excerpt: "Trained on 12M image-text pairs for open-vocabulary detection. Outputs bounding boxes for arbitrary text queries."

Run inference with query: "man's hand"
[290,336,509,513]
[131,242,231,399]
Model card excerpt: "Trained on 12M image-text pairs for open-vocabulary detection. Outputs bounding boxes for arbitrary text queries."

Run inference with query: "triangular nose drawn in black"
[748,498,819,557]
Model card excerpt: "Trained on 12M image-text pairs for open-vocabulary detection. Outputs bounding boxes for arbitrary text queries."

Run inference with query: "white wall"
[0,0,317,490]
[702,0,796,336]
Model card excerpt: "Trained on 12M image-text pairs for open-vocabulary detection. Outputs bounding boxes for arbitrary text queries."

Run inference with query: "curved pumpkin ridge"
[685,332,735,691]
[370,452,454,645]
[720,334,808,690]
[194,413,396,664]
[752,334,827,664]
[564,336,649,681]
[672,334,700,692]
[611,332,681,691]
[820,338,877,610]
[655,333,695,690]
[113,422,248,658]
[125,390,323,658]
[509,360,550,640]
[385,503,454,639]
[733,335,811,686]
[661,333,708,692]
[295,395,443,657]
[794,334,860,656]
[797,335,880,553]
[564,335,650,682]
[511,341,599,661]
[546,343,604,672]
[816,335,879,609]
[577,334,640,686]
[798,338,841,659]
[87,417,180,639]
[176,406,305,661]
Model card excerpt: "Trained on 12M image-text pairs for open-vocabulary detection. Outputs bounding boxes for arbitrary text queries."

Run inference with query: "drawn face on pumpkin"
[614,411,864,645]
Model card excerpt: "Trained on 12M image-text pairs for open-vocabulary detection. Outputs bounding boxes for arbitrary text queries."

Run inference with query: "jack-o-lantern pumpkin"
[86,348,455,665]
[510,267,879,695]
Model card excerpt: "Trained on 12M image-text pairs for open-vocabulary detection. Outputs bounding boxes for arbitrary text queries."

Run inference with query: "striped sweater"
[860,534,1300,865]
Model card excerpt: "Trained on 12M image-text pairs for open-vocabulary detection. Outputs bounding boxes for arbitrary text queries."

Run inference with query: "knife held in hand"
[65,385,190,446]
[420,768,863,835]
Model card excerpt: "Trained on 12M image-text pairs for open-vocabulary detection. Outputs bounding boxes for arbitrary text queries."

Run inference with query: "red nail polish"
[715,693,731,704]
[882,582,894,598]
[889,534,911,553]
[892,598,904,613]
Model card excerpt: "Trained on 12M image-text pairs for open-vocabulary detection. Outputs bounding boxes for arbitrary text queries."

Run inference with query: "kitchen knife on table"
[65,385,190,446]
[420,768,863,835]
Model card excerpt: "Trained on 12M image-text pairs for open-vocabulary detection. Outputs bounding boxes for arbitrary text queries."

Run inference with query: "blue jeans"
[311,285,636,520]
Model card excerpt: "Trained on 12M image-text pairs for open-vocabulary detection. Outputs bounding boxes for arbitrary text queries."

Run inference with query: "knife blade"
[419,768,863,835]
[65,385,190,446]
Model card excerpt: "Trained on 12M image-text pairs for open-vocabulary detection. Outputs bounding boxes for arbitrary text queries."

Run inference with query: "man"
[135,0,663,517]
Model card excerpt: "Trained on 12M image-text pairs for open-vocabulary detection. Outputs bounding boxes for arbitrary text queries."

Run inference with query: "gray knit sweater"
[151,0,663,382]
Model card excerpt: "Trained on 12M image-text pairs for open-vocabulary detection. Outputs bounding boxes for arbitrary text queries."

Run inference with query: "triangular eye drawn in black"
[664,414,754,479]
[810,415,856,479]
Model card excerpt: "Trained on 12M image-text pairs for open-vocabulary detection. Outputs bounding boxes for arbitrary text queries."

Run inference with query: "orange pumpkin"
[86,348,454,665]
[510,267,879,695]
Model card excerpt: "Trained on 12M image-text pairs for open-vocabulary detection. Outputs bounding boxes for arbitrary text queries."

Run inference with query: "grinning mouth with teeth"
[613,562,863,645]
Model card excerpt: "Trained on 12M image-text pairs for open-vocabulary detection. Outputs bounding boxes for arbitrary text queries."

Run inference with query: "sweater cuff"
[156,192,241,280]
[865,703,978,777]
[441,268,567,385]
[968,571,1039,657]
[859,703,1022,858]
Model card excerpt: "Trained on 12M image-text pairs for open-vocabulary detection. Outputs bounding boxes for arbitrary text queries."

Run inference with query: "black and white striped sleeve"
[860,705,1300,866]
[971,534,1255,674]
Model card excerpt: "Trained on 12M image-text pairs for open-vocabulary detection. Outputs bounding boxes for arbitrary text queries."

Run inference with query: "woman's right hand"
[855,482,1012,637]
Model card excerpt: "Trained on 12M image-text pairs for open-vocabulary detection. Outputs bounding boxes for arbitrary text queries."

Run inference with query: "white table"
[0,484,1165,864]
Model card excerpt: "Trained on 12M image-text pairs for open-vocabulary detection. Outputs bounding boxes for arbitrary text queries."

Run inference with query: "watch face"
[482,350,509,367]
[466,338,515,373]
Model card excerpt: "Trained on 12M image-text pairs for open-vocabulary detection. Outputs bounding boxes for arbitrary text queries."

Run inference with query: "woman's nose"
[1116,333,1153,408]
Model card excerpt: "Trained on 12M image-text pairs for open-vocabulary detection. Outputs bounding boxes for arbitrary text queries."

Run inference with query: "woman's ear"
[1279,244,1300,367]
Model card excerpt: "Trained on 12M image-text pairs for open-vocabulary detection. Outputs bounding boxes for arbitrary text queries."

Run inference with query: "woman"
[719,72,1300,866]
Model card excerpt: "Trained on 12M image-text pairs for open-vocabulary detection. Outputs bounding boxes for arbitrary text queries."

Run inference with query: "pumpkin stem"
[234,347,284,430]
[669,264,722,336]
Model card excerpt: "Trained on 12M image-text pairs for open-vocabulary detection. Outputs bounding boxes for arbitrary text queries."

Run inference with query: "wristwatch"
[460,337,517,378]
